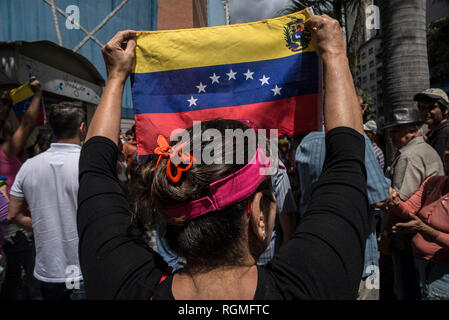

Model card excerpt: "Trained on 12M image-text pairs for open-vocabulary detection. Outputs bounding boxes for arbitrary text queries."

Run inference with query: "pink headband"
[164,146,271,220]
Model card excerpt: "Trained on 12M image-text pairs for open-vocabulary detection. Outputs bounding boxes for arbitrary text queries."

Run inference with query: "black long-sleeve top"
[77,126,369,299]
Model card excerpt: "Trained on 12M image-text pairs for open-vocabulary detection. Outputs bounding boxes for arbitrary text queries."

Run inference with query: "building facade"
[158,0,208,30]
[355,37,383,114]
[0,0,158,120]
[354,0,449,117]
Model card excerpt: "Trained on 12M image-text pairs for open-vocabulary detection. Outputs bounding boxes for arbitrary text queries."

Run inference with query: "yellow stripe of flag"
[9,83,34,104]
[134,9,315,74]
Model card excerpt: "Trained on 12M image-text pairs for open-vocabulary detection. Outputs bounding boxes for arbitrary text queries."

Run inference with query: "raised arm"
[85,30,136,143]
[266,15,368,300]
[2,77,42,158]
[305,15,363,135]
[78,31,168,299]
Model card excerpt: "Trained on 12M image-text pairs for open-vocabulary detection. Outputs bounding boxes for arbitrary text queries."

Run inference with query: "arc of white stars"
[259,75,270,86]
[271,85,282,96]
[244,69,254,80]
[187,96,198,107]
[196,82,207,93]
[210,73,220,84]
[226,69,237,80]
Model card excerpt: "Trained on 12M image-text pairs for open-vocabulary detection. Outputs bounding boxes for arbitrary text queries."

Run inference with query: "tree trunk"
[379,0,429,114]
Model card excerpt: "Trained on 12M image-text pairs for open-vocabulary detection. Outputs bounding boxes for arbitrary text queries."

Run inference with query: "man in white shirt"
[7,102,86,300]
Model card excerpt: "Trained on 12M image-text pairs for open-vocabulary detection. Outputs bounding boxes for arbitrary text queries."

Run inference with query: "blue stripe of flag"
[13,97,33,117]
[131,52,319,114]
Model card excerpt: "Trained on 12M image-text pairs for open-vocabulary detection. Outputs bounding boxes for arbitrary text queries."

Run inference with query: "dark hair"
[355,87,364,97]
[48,102,85,140]
[34,130,52,154]
[125,129,133,137]
[135,119,274,272]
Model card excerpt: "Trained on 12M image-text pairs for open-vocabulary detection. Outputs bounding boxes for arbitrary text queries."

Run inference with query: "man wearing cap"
[364,120,385,171]
[383,106,444,300]
[415,88,449,161]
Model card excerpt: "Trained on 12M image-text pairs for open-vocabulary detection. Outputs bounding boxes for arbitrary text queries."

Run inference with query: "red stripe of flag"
[135,94,321,155]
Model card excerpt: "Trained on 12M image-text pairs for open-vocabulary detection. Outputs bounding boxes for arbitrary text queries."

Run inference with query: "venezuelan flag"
[131,9,322,155]
[9,83,44,125]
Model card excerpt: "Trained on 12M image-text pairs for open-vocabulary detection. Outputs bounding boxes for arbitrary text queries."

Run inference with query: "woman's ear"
[249,192,266,242]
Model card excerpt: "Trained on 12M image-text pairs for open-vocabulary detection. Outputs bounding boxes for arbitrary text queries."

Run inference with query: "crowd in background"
[1,37,449,300]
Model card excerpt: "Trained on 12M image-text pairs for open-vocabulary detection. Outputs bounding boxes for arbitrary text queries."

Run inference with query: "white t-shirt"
[10,143,83,283]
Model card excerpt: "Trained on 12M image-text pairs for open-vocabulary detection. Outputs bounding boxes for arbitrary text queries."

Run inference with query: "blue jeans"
[391,247,421,300]
[415,258,449,300]
[362,213,379,278]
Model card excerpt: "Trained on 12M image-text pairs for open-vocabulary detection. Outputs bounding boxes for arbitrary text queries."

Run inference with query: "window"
[369,60,374,68]
[362,65,367,72]
[363,77,367,84]
[371,86,376,92]
[362,52,366,60]
[370,73,375,80]
[369,48,374,55]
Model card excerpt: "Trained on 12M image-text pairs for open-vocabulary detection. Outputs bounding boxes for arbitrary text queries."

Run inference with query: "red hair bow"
[154,135,195,184]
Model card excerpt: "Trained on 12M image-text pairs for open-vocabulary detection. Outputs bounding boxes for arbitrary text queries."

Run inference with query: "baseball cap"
[414,88,449,109]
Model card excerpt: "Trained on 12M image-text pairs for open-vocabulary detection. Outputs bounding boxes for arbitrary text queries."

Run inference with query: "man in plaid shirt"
[364,120,385,171]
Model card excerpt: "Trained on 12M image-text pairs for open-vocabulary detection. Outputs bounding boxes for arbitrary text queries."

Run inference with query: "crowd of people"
[0,14,448,300]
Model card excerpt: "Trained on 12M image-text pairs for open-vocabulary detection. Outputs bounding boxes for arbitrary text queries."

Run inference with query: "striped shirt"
[372,142,385,171]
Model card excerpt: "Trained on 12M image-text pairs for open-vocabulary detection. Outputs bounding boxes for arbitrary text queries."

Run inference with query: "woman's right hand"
[101,30,137,82]
[29,77,42,94]
[305,14,346,61]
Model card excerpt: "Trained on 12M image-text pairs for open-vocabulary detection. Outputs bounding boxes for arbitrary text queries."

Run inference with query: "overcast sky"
[229,0,293,24]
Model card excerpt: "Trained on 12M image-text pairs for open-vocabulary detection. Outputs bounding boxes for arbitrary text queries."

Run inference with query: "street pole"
[221,0,230,25]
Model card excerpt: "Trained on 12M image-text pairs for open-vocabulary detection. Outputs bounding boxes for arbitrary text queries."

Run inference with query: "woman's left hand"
[102,30,137,82]
[392,212,439,241]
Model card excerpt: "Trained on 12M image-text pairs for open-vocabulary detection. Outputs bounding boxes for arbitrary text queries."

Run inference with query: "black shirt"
[427,120,449,162]
[77,127,369,300]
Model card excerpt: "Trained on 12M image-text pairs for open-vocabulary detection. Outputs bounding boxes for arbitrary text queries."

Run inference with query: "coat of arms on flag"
[131,8,322,156]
